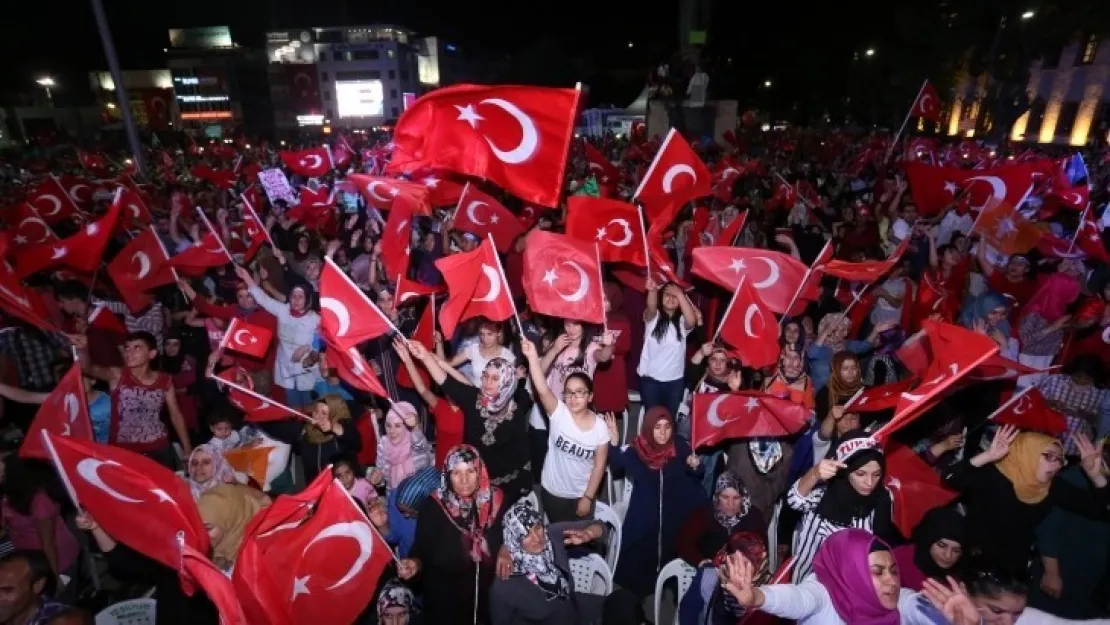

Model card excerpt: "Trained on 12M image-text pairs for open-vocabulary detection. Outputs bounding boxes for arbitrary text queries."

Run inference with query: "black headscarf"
[815,431,893,528]
[911,506,966,581]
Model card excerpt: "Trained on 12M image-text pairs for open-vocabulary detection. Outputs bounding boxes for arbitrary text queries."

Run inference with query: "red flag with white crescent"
[691,247,817,315]
[521,230,605,324]
[224,318,274,360]
[717,278,780,370]
[435,239,515,337]
[634,128,712,227]
[689,392,811,450]
[20,363,93,459]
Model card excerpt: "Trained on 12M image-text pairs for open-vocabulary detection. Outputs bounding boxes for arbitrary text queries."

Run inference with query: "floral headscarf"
[479,357,517,414]
[712,471,751,531]
[502,498,570,599]
[376,579,416,619]
[187,443,235,501]
[433,445,504,562]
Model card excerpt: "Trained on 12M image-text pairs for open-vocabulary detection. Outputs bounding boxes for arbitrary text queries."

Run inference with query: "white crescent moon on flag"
[479,99,539,164]
[706,394,733,428]
[77,459,143,503]
[743,303,763,337]
[128,204,142,219]
[347,348,367,376]
[70,184,89,203]
[556,261,590,302]
[367,181,394,203]
[1012,394,1032,415]
[233,329,253,346]
[606,219,633,247]
[473,264,502,302]
[964,175,1007,212]
[466,201,488,226]
[662,164,696,194]
[303,521,374,590]
[18,217,49,241]
[39,194,63,216]
[132,252,151,279]
[918,93,932,112]
[64,393,80,422]
[751,257,781,289]
[320,297,351,336]
[1067,192,1083,205]
[301,154,323,170]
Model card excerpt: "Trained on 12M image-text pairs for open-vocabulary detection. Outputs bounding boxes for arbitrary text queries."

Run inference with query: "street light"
[764,80,772,87]
[628,42,634,48]
[865,48,876,57]
[1021,10,1035,19]
[36,76,55,102]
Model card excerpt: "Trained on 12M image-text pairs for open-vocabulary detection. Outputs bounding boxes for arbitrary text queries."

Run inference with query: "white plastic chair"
[621,406,644,445]
[612,467,633,522]
[95,598,157,625]
[568,553,613,596]
[652,558,696,625]
[593,501,623,573]
[767,500,783,572]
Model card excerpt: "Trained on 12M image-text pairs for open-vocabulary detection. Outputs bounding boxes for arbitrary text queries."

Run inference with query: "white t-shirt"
[540,402,610,498]
[637,313,692,382]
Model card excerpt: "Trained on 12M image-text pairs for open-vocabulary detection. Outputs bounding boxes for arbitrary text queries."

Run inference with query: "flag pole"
[712,277,744,344]
[636,202,652,278]
[486,235,523,336]
[983,383,1038,423]
[332,477,403,566]
[452,182,469,223]
[595,243,608,333]
[323,256,404,339]
[207,373,313,422]
[1068,203,1090,253]
[194,206,235,263]
[40,432,81,509]
[885,80,927,163]
[779,238,832,328]
[241,191,277,250]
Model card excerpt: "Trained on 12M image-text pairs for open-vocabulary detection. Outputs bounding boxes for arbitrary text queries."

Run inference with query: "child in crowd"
[313,368,354,401]
[333,455,378,512]
[205,412,242,453]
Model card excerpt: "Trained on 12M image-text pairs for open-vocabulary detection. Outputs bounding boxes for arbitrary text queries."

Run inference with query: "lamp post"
[36,77,55,104]
[89,0,145,176]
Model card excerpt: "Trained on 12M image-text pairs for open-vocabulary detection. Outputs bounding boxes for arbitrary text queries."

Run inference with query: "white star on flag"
[542,268,558,286]
[943,181,958,194]
[729,259,746,273]
[455,104,484,129]
[994,217,1016,237]
[292,576,310,599]
[595,227,607,241]
[744,397,760,411]
[423,177,439,188]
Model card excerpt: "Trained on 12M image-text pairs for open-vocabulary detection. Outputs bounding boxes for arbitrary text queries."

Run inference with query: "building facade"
[949,31,1110,146]
[88,69,176,131]
[266,25,463,132]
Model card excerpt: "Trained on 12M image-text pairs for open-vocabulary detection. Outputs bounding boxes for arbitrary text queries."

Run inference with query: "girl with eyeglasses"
[522,339,610,523]
[942,425,1109,582]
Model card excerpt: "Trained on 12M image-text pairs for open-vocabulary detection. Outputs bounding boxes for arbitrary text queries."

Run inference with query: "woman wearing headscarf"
[399,445,506,625]
[780,318,807,354]
[719,528,951,625]
[679,530,773,625]
[196,483,270,571]
[377,579,420,624]
[604,406,707,596]
[186,443,238,501]
[891,506,966,591]
[677,472,766,567]
[959,290,1015,356]
[812,351,865,463]
[592,283,634,415]
[943,424,1109,579]
[235,265,321,408]
[807,313,888,391]
[410,339,534,504]
[386,466,439,558]
[787,431,896,582]
[377,401,434,489]
[1017,259,1085,386]
[489,498,609,624]
[300,395,362,483]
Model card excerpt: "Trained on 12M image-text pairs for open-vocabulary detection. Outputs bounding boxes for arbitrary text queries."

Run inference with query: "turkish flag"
[180,543,248,624]
[435,239,515,337]
[453,183,525,252]
[565,196,646,266]
[20,363,93,460]
[1050,185,1089,211]
[413,170,467,207]
[398,299,435,390]
[582,141,620,184]
[9,203,58,248]
[884,444,958,537]
[286,186,335,230]
[169,232,230,275]
[522,230,605,324]
[1076,212,1110,263]
[396,276,444,307]
[966,352,1051,382]
[325,339,389,399]
[87,304,128,336]
[224,317,274,360]
[117,186,153,230]
[844,378,918,413]
[380,201,414,284]
[717,278,780,370]
[319,258,396,350]
[238,210,269,263]
[348,175,433,215]
[634,128,712,226]
[0,263,56,331]
[909,80,943,121]
[280,146,333,178]
[877,321,1000,441]
[28,175,80,225]
[17,191,122,278]
[610,242,690,293]
[234,476,391,625]
[215,368,308,422]
[106,228,175,313]
[389,83,580,208]
[905,161,1038,217]
[40,432,209,571]
[691,247,817,315]
[57,173,97,206]
[994,388,1067,435]
[820,238,910,283]
[689,392,812,450]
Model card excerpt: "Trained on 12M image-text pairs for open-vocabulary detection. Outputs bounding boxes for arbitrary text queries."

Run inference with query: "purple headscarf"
[812,529,899,625]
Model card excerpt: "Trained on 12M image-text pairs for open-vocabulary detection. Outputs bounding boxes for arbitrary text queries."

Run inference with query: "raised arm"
[521,339,557,415]
[69,334,120,387]
[643,277,660,322]
[394,338,439,408]
[0,383,48,405]
[408,338,449,386]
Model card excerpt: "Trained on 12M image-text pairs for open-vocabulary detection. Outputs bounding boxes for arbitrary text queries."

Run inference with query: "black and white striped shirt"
[787,482,888,583]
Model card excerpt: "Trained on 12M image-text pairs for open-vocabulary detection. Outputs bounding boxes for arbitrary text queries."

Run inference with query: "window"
[318,51,328,62]
[321,72,328,81]
[387,49,395,59]
[1055,101,1080,136]
[349,49,379,61]
[388,69,396,79]
[1080,33,1100,65]
[390,89,398,99]
[1024,100,1047,137]
[399,70,409,81]
[335,70,381,81]
[327,109,334,118]
[392,107,400,117]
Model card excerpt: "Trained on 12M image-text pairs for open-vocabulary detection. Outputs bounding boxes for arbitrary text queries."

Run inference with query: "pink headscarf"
[380,402,418,487]
[1023,270,1081,322]
[813,529,899,625]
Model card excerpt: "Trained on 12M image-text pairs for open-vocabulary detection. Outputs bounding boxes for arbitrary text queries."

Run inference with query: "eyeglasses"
[563,389,590,399]
[1041,452,1067,466]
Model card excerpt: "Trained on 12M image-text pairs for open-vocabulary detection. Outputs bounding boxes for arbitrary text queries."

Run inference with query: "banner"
[258,168,298,207]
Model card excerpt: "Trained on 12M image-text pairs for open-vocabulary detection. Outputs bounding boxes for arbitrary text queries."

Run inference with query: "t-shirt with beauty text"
[541,402,610,498]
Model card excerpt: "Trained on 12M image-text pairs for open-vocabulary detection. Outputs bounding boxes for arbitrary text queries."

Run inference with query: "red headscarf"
[631,406,676,470]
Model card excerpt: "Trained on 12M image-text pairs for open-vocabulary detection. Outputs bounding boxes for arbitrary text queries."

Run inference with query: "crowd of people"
[0,79,1109,625]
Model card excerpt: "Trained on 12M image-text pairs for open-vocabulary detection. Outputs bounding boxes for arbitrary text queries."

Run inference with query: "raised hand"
[814,458,846,482]
[719,552,758,607]
[983,424,1019,463]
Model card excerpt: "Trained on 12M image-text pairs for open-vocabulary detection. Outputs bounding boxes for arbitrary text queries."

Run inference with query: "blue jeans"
[639,377,686,423]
